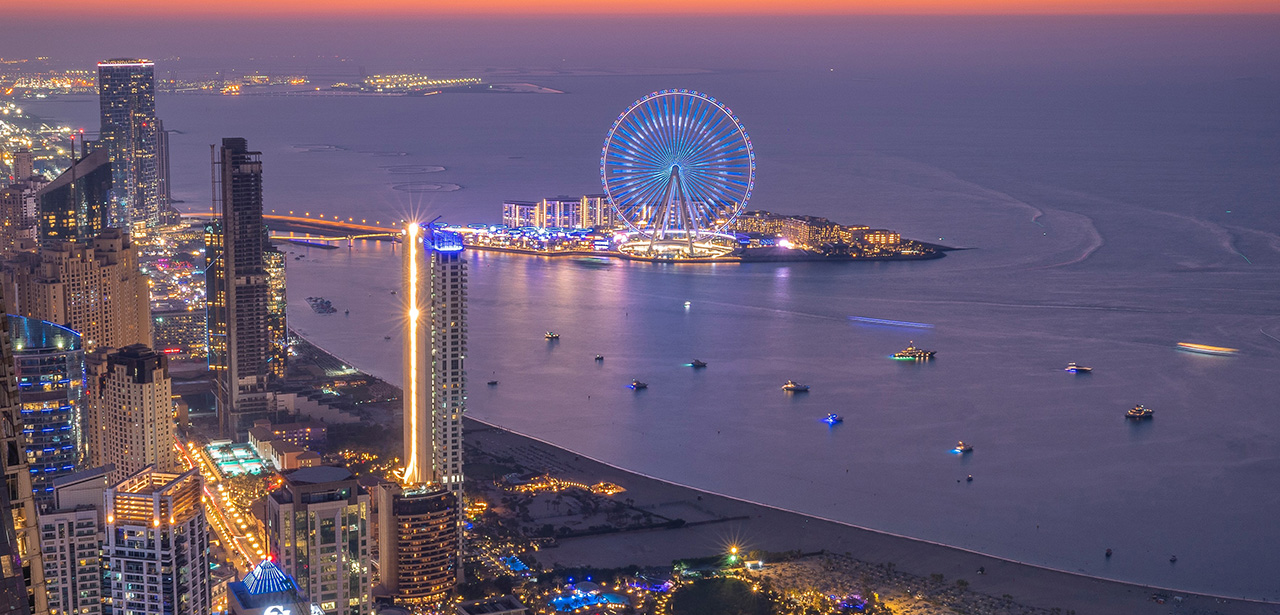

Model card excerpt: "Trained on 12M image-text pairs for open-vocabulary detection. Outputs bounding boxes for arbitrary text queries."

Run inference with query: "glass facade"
[35,148,111,246]
[7,315,84,507]
[97,59,160,228]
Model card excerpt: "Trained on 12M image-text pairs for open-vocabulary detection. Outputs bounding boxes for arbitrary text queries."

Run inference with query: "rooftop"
[284,465,352,485]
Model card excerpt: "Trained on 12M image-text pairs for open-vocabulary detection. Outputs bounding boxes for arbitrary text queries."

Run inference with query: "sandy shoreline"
[464,417,1279,614]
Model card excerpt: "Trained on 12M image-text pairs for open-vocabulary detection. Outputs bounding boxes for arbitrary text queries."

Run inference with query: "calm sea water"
[25,40,1280,598]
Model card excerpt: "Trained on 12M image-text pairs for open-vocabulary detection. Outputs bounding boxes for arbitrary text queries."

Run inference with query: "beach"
[464,416,1279,615]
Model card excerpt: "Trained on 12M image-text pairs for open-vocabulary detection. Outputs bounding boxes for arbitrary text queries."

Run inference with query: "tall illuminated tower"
[383,222,466,604]
[97,58,161,228]
[401,223,467,492]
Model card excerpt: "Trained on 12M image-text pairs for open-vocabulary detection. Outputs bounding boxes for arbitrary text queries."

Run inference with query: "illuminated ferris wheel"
[601,90,755,254]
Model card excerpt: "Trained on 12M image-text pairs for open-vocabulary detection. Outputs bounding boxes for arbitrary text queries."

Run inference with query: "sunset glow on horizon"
[35,0,1280,16]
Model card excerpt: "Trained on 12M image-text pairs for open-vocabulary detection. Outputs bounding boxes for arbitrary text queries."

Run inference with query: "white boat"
[782,380,810,392]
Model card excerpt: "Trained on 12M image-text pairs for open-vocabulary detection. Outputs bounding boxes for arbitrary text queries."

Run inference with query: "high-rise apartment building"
[86,345,177,485]
[386,223,466,603]
[12,149,35,183]
[0,288,37,615]
[3,229,150,352]
[1,176,49,257]
[38,466,111,615]
[102,467,209,615]
[401,224,466,493]
[1,186,31,258]
[97,59,161,228]
[8,315,85,506]
[264,244,287,381]
[265,466,371,615]
[34,149,111,246]
[155,120,171,212]
[0,289,45,615]
[207,138,272,436]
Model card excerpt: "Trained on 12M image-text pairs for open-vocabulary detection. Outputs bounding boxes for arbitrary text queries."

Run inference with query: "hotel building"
[502,195,615,230]
[3,229,151,352]
[86,345,177,484]
[102,467,209,615]
[384,222,466,603]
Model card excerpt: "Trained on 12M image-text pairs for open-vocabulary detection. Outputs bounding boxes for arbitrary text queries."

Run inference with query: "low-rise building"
[227,558,313,615]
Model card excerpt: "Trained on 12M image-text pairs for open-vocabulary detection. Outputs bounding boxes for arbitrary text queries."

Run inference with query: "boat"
[1176,342,1238,356]
[690,359,708,368]
[545,331,560,340]
[822,413,843,425]
[1169,555,1178,563]
[966,474,973,482]
[954,441,973,453]
[893,341,935,360]
[781,380,810,392]
[487,380,498,386]
[1127,404,1154,420]
[684,301,691,308]
[628,379,648,390]
[1064,362,1092,373]
[595,354,604,362]
[383,336,391,340]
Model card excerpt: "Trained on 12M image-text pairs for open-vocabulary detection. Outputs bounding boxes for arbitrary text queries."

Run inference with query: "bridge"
[181,211,403,243]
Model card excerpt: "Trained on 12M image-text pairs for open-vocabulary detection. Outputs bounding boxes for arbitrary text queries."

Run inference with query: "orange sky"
[35,0,1280,16]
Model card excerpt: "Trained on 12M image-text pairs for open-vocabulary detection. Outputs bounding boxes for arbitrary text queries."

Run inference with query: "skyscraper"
[264,243,287,382]
[86,345,178,484]
[0,286,36,615]
[208,138,272,436]
[265,466,371,615]
[97,59,161,228]
[8,315,85,506]
[38,465,111,615]
[102,467,210,615]
[3,229,150,352]
[401,223,466,493]
[155,119,171,212]
[382,223,467,603]
[34,149,111,246]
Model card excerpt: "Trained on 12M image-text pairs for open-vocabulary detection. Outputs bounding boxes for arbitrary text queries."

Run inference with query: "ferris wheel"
[601,90,755,252]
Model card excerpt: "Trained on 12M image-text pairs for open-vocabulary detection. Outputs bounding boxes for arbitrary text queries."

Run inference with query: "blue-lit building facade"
[7,315,84,507]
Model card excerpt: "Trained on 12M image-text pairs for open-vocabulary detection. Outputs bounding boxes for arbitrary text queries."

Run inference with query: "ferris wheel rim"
[600,89,755,236]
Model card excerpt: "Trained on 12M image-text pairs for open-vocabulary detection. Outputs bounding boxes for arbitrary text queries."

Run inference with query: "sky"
[28,0,1280,16]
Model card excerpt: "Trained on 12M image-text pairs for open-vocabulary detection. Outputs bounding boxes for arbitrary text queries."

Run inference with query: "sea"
[21,18,1280,599]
